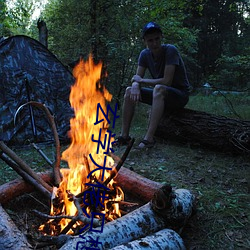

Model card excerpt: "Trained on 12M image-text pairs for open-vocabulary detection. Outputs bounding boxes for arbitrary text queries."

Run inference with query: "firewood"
[59,186,195,250]
[0,167,160,205]
[0,152,51,199]
[115,166,162,202]
[0,141,53,193]
[109,228,186,250]
[0,204,32,249]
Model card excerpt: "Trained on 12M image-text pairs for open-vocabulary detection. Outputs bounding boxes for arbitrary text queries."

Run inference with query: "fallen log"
[0,204,32,249]
[59,186,195,250]
[110,228,185,250]
[155,108,250,154]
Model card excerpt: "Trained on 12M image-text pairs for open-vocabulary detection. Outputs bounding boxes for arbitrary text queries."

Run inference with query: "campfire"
[0,55,196,250]
[38,55,128,236]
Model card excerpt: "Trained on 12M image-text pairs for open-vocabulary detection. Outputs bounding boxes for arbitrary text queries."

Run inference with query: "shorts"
[140,87,189,112]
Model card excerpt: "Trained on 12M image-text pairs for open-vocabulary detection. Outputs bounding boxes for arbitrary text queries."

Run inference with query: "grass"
[0,94,249,249]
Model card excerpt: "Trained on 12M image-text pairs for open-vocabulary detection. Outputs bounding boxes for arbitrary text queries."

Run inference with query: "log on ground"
[155,108,250,154]
[0,167,160,205]
[0,204,32,249]
[110,228,185,250]
[115,166,162,203]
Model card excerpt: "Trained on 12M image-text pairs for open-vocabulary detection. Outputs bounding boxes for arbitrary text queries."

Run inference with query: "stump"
[155,108,250,154]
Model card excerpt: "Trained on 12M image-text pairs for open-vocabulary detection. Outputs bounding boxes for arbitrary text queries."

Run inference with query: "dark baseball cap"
[142,22,162,38]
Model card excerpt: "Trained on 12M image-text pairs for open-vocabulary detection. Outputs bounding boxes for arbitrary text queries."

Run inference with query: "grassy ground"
[0,93,249,249]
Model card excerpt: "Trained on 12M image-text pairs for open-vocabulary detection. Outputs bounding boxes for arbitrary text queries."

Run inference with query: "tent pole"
[25,78,38,142]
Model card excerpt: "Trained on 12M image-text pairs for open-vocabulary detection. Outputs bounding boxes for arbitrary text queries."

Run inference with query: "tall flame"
[56,55,119,231]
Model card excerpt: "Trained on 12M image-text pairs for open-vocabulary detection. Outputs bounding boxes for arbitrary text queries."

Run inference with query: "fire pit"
[0,55,196,249]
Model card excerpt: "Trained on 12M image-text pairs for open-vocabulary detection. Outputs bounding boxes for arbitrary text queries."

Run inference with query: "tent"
[0,35,75,145]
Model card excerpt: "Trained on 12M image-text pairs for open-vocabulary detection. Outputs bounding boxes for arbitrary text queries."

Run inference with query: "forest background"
[0,1,250,249]
[1,0,250,100]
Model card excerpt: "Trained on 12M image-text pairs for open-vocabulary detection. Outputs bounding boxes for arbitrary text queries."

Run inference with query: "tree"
[185,0,250,89]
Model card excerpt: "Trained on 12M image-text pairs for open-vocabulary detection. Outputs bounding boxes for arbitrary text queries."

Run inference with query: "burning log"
[156,108,250,154]
[0,204,32,249]
[60,185,195,250]
[110,228,186,250]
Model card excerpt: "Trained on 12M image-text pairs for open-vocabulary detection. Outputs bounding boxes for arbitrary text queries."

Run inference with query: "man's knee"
[153,84,167,98]
[124,87,132,98]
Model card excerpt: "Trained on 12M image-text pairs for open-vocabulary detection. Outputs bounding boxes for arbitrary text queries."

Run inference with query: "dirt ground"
[1,138,249,249]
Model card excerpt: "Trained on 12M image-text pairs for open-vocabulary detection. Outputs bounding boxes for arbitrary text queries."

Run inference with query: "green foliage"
[208,55,250,89]
[2,0,250,95]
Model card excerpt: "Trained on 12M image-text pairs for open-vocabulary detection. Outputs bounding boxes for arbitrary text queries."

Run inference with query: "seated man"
[116,21,191,148]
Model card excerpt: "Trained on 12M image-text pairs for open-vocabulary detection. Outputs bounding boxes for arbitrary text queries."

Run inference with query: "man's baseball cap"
[142,22,162,38]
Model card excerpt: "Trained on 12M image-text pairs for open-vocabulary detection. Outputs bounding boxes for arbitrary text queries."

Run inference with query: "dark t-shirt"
[138,44,191,91]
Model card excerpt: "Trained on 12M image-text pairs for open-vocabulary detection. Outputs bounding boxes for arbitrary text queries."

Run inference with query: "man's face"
[143,31,162,51]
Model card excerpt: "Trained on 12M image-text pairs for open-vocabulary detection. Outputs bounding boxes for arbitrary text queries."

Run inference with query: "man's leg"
[121,87,136,138]
[138,85,166,147]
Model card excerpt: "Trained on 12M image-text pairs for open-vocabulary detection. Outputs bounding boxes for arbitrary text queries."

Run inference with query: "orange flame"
[51,55,122,233]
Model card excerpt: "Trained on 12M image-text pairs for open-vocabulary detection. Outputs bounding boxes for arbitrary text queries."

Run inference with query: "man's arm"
[132,64,176,87]
[129,66,146,102]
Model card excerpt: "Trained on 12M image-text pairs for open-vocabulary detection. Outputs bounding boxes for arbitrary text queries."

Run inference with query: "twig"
[75,138,135,199]
[33,209,74,220]
[104,137,135,186]
[0,142,52,195]
[59,193,101,235]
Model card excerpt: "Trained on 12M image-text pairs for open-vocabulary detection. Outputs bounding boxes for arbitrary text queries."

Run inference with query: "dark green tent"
[0,35,74,145]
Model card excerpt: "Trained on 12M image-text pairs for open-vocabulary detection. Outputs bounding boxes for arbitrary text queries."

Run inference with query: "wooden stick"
[0,141,52,193]
[104,137,135,186]
[0,152,51,199]
[75,138,135,199]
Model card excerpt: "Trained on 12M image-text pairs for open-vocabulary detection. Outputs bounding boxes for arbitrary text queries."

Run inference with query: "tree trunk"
[155,108,250,154]
[0,204,32,249]
[37,19,48,47]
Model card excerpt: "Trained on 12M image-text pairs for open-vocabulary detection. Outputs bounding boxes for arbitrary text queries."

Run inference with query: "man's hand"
[130,82,141,102]
[131,74,142,83]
